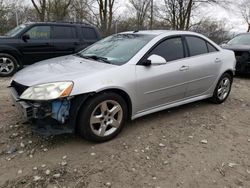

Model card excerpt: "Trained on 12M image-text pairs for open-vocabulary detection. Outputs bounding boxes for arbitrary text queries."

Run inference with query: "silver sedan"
[10,30,236,142]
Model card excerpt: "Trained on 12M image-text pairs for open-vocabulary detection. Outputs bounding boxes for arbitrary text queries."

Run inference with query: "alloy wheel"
[217,77,231,101]
[0,57,15,75]
[90,100,123,137]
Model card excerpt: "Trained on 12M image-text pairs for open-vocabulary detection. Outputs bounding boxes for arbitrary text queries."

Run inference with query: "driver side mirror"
[143,54,167,66]
[22,34,30,42]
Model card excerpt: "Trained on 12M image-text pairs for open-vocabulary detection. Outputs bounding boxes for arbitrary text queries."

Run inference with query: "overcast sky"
[201,4,247,34]
[120,0,248,34]
[20,0,248,34]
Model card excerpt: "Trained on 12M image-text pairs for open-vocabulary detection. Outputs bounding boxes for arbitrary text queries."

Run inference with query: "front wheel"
[210,73,233,104]
[77,92,128,142]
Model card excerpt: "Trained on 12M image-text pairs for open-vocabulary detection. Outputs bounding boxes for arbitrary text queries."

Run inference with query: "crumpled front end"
[10,80,84,136]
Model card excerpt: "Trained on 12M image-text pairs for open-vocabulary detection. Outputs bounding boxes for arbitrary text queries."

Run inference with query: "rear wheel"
[210,73,233,104]
[0,53,18,77]
[77,92,128,142]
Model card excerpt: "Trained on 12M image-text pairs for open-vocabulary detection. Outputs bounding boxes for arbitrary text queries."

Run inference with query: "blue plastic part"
[51,100,70,123]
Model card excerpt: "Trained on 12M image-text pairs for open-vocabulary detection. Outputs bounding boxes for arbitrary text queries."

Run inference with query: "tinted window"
[53,26,76,39]
[25,26,51,39]
[207,42,218,53]
[149,37,184,61]
[82,27,97,40]
[186,36,208,56]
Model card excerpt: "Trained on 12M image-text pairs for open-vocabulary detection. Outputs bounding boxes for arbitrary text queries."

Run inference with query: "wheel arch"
[97,88,133,119]
[70,88,133,131]
[223,69,234,78]
[0,46,23,68]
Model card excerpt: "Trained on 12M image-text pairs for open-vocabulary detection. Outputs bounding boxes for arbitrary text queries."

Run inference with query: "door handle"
[215,58,222,63]
[179,65,189,71]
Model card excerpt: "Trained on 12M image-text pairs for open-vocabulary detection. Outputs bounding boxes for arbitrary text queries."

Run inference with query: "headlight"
[20,81,73,100]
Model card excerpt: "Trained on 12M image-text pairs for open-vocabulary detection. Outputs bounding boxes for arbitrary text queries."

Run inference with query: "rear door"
[52,25,80,57]
[19,25,54,65]
[183,36,221,98]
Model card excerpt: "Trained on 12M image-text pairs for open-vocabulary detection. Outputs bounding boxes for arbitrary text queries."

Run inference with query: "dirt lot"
[0,77,250,188]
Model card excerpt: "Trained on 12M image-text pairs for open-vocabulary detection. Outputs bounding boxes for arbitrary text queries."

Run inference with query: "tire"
[77,92,128,142]
[210,73,233,104]
[0,53,18,77]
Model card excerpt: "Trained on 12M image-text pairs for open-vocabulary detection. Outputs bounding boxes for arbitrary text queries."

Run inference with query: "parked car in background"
[0,22,101,77]
[10,30,236,142]
[222,33,250,74]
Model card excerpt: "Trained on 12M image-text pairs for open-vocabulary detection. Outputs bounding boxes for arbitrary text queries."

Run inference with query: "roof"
[121,30,200,36]
[24,21,92,27]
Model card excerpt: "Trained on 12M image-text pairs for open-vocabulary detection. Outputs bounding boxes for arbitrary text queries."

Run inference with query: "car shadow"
[36,99,212,146]
[235,74,250,79]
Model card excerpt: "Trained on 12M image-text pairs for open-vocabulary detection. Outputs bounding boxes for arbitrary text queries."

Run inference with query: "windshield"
[4,24,27,37]
[228,34,250,45]
[78,34,155,65]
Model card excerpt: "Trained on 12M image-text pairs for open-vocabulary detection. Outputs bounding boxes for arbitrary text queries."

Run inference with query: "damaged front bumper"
[10,86,75,136]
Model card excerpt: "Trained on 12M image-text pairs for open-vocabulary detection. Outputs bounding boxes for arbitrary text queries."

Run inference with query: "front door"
[19,25,54,65]
[135,37,188,113]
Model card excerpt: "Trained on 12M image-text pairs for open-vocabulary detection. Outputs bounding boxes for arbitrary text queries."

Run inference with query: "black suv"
[0,22,101,76]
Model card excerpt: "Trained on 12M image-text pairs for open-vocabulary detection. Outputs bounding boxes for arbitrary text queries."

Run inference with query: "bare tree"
[31,0,47,21]
[238,0,250,32]
[47,0,72,21]
[72,0,89,22]
[129,0,151,30]
[160,0,229,30]
[192,18,230,43]
[96,0,115,36]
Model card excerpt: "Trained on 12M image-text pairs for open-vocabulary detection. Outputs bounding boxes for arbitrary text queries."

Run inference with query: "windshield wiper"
[76,54,111,64]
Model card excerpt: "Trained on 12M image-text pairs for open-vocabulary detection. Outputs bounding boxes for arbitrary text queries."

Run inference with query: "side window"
[25,26,51,40]
[82,27,97,40]
[149,37,184,62]
[207,42,218,53]
[186,36,208,56]
[53,26,77,39]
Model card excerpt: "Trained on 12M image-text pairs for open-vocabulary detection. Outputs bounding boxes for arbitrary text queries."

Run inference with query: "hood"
[222,44,250,51]
[13,55,115,86]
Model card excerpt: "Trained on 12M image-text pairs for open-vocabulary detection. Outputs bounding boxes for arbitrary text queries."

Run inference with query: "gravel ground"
[0,76,250,188]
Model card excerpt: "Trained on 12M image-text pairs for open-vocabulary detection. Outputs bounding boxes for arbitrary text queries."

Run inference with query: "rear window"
[53,26,77,39]
[82,27,97,40]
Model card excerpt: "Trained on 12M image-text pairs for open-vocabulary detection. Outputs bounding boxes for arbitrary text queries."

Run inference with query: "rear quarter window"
[82,27,97,40]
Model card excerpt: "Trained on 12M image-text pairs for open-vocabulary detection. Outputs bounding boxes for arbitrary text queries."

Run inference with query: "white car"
[10,30,236,142]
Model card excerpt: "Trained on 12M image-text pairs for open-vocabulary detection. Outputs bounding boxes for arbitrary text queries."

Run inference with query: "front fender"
[0,45,23,66]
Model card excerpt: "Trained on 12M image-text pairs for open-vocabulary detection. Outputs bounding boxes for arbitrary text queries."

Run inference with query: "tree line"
[0,0,249,43]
